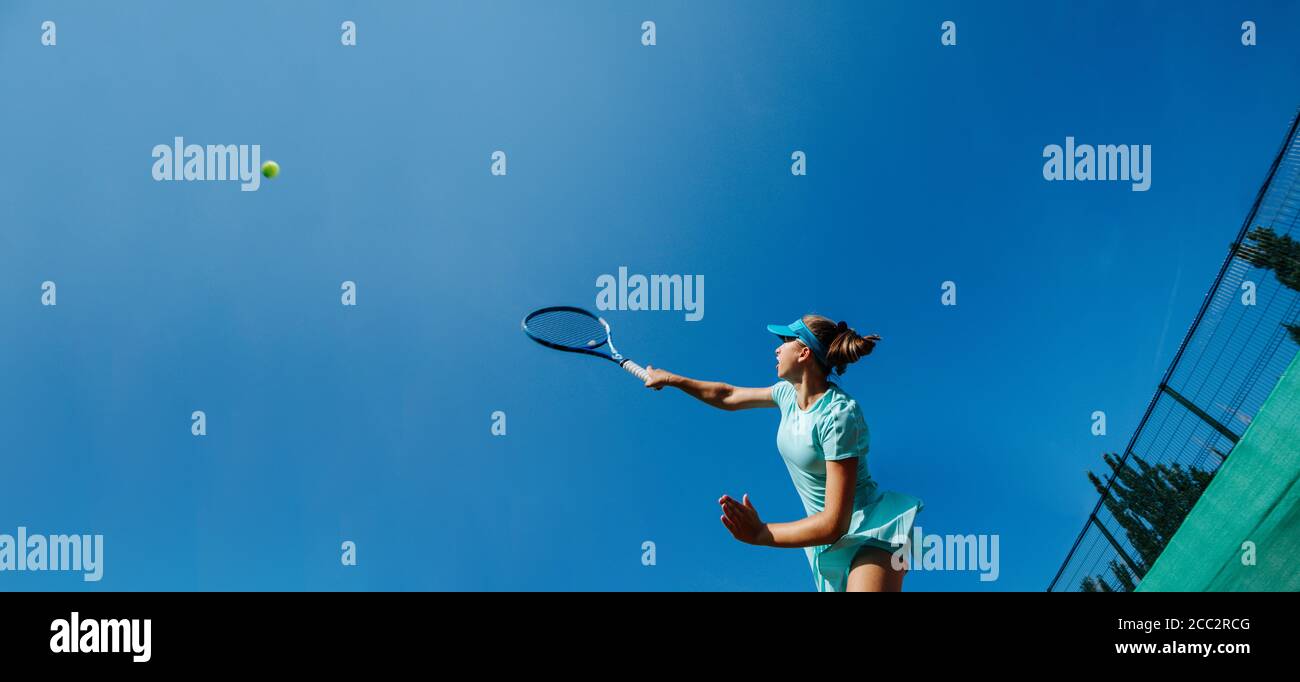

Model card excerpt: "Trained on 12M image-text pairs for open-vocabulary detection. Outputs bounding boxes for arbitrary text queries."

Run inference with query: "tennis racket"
[521,306,650,383]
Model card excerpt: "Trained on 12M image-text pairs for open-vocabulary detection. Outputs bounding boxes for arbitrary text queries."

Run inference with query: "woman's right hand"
[643,365,675,391]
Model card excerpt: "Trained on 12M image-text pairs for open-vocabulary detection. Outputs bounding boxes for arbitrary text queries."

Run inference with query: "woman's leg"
[846,545,906,592]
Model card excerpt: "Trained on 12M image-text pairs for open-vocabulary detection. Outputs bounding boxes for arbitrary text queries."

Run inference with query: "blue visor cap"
[766,318,828,367]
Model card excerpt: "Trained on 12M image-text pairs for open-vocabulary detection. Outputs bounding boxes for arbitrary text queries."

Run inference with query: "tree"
[1078,453,1215,591]
[1236,226,1300,344]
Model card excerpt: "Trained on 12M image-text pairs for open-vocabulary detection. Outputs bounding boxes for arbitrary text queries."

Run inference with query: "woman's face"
[775,336,806,379]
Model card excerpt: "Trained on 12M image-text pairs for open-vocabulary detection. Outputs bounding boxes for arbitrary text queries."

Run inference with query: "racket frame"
[521,306,649,381]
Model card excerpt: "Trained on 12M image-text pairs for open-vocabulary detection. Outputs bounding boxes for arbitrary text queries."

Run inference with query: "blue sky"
[1,1,1298,590]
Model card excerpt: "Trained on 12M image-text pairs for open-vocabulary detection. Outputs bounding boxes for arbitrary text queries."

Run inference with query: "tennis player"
[643,314,923,592]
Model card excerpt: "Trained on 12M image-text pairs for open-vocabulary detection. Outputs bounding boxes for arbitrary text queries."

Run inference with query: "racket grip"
[621,360,650,383]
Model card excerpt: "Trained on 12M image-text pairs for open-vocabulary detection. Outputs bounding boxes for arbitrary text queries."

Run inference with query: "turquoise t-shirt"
[771,380,879,517]
[770,380,923,591]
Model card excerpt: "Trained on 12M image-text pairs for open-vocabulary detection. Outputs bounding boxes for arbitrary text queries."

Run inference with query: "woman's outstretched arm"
[642,366,776,411]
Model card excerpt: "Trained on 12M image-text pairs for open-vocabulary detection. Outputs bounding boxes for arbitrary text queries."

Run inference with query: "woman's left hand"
[719,494,771,546]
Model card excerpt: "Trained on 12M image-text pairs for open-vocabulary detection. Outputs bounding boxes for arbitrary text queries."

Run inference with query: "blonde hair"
[802,314,881,376]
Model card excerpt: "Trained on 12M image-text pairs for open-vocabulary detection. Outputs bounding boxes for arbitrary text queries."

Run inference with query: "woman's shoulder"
[824,383,859,411]
[817,385,870,457]
[770,380,794,408]
[819,385,867,426]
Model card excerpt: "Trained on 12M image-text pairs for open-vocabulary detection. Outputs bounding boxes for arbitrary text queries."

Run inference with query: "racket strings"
[526,310,608,349]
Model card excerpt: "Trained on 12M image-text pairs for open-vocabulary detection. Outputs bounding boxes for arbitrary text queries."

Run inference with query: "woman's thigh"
[846,545,906,592]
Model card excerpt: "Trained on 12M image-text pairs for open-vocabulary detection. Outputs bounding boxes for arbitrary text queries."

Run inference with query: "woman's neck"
[792,372,831,411]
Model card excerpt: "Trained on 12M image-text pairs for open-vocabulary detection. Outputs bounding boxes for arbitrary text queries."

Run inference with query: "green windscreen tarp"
[1137,350,1300,591]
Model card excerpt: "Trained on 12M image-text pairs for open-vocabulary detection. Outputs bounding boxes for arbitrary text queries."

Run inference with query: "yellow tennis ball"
[261,161,280,179]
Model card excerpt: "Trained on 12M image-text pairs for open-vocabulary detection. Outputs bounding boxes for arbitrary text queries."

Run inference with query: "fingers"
[644,365,666,390]
[719,494,758,530]
[721,498,752,525]
[720,496,737,515]
[719,496,740,524]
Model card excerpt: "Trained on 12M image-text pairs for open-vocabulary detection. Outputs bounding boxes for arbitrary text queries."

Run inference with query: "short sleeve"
[819,400,869,461]
[770,381,794,411]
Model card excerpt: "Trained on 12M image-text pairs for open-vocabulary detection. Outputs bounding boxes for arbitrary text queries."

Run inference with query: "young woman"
[643,314,923,592]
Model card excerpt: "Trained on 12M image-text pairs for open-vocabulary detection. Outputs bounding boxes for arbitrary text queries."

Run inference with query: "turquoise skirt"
[805,490,924,592]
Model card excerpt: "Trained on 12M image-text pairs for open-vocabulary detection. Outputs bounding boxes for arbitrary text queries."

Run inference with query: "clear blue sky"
[2,1,1297,590]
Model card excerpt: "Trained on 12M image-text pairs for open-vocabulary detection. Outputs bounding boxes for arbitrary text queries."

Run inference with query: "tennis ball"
[261,160,280,179]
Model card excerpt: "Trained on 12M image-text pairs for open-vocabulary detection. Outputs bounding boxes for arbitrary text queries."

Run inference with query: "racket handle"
[621,360,649,383]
